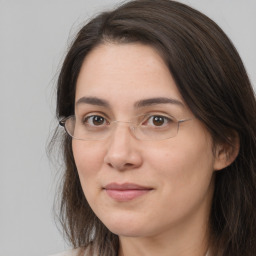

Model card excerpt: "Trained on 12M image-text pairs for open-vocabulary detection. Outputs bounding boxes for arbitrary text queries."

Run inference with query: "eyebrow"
[134,97,184,108]
[76,97,110,107]
[75,96,184,108]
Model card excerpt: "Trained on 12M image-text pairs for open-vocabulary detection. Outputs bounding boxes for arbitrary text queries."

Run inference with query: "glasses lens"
[64,116,110,140]
[62,115,181,141]
[64,116,75,138]
[134,118,178,140]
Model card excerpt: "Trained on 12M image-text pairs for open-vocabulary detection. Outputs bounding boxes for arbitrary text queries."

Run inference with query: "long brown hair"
[51,1,256,255]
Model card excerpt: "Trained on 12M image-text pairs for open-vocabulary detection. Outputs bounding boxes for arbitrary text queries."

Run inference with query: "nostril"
[107,163,113,168]
[107,161,134,170]
[125,163,134,167]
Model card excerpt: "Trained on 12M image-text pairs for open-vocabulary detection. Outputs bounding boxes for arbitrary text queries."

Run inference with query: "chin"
[102,215,149,237]
[108,226,146,238]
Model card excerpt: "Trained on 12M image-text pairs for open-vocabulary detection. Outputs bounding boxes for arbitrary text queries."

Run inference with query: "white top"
[50,248,210,256]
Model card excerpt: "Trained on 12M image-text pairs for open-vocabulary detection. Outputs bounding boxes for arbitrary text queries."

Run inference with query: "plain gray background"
[1,0,255,256]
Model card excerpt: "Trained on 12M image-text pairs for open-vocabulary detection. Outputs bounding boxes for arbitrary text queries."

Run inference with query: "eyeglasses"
[59,114,192,141]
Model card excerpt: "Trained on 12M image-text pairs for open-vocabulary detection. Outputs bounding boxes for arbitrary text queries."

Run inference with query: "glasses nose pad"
[129,125,137,138]
[110,121,137,139]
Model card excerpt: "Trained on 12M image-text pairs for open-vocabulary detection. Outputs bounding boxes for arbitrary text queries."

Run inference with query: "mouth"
[103,183,153,202]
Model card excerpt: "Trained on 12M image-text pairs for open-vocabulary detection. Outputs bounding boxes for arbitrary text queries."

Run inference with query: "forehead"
[75,43,186,114]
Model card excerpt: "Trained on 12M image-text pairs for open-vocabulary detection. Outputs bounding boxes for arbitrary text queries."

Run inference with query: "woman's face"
[73,43,219,238]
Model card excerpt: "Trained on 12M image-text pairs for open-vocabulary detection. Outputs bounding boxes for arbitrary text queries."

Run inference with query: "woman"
[50,0,256,255]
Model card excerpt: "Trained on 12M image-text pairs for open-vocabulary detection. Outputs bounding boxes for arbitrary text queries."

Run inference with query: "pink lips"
[104,183,152,201]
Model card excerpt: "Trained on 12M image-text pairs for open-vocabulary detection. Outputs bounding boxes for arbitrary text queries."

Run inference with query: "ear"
[213,133,240,171]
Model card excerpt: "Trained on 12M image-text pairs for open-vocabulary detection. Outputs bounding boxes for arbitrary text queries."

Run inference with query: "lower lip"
[104,189,151,201]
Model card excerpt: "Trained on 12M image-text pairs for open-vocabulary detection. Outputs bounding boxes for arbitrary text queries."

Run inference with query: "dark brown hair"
[52,0,256,255]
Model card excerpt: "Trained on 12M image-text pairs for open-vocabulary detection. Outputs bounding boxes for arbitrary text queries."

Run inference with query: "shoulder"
[48,248,88,256]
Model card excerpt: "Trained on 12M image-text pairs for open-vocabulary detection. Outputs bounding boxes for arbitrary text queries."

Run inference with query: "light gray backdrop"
[0,1,255,256]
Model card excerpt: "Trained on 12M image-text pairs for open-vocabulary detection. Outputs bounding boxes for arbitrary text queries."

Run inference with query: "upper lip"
[104,182,152,190]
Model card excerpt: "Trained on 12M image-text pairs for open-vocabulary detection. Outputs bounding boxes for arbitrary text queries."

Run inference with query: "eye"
[143,115,173,127]
[83,115,108,126]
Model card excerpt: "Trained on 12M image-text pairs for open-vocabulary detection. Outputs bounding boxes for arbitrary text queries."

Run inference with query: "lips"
[103,183,153,201]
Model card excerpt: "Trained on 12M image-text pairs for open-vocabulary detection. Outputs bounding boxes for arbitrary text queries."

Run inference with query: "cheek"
[147,129,215,201]
[72,141,104,188]
[144,146,214,227]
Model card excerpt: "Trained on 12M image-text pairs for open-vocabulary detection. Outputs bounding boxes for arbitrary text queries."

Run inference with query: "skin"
[72,43,230,256]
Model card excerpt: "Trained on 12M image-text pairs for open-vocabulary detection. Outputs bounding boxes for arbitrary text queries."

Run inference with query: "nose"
[103,123,143,171]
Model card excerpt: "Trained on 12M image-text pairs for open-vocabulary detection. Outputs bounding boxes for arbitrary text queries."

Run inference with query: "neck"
[118,226,209,256]
[118,197,211,256]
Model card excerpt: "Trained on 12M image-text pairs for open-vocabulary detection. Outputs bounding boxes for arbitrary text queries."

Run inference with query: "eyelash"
[142,115,173,127]
[83,115,109,126]
[82,113,174,127]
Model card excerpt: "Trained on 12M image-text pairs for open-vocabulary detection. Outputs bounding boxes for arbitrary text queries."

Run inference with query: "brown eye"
[92,116,105,125]
[84,115,107,126]
[142,115,172,128]
[152,116,165,126]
